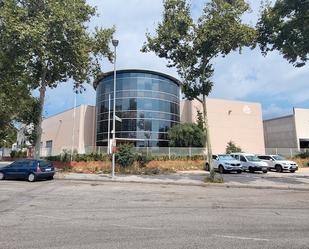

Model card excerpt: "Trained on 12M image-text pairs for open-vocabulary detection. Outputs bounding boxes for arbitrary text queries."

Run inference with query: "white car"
[257,155,298,173]
[230,153,268,173]
[208,154,242,174]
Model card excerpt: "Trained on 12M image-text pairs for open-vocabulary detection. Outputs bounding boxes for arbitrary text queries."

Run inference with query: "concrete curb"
[54,175,309,191]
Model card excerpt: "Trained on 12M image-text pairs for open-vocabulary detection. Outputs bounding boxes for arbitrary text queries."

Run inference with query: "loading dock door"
[299,139,309,149]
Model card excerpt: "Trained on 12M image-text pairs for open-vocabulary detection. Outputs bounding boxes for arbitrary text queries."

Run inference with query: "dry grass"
[55,159,206,175]
[289,158,309,168]
[147,160,205,171]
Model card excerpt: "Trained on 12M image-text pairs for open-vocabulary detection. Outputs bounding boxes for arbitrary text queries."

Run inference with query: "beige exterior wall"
[41,105,96,155]
[263,115,297,149]
[181,98,265,154]
[294,108,309,148]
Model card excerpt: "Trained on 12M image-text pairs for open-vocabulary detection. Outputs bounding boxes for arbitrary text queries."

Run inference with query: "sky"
[42,0,309,120]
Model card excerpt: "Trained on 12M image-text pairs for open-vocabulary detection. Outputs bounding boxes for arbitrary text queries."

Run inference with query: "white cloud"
[43,0,309,119]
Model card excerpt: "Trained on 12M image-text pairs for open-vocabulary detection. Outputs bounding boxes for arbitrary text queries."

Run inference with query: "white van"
[230,153,268,173]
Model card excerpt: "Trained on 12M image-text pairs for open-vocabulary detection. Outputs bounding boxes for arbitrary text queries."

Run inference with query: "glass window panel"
[137,119,145,131]
[144,120,152,131]
[129,98,137,110]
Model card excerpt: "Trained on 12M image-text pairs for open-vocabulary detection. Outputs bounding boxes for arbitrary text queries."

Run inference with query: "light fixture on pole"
[111,39,119,178]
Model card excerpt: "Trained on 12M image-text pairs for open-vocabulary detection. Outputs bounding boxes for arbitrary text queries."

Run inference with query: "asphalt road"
[1,180,309,249]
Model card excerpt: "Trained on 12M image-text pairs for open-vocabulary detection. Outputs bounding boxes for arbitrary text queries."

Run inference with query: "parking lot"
[221,168,309,187]
[1,180,309,249]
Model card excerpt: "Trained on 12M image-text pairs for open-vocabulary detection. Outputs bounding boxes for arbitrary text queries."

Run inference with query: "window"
[239,156,247,162]
[46,140,53,148]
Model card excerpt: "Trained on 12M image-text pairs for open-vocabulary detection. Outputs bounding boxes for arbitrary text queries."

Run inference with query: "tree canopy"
[168,123,205,147]
[0,0,115,157]
[0,44,39,147]
[226,141,242,154]
[142,0,256,174]
[257,0,309,67]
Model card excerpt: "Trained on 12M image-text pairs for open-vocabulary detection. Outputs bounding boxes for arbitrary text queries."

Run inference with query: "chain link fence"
[265,148,309,157]
[84,146,207,158]
[0,148,12,159]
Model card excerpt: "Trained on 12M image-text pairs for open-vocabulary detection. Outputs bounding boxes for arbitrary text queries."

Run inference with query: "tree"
[142,0,256,178]
[0,77,40,148]
[257,0,309,67]
[0,0,115,158]
[226,141,242,154]
[0,32,39,147]
[196,109,205,131]
[168,123,205,147]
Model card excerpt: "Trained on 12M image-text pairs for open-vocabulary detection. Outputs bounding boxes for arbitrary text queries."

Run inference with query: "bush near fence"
[50,146,206,174]
[54,159,205,174]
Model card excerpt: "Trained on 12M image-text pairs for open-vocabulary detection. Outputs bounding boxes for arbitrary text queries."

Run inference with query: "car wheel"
[262,169,268,173]
[237,170,242,174]
[0,172,5,180]
[249,167,254,173]
[290,170,295,173]
[275,165,283,173]
[205,163,210,171]
[28,173,36,182]
[219,165,225,174]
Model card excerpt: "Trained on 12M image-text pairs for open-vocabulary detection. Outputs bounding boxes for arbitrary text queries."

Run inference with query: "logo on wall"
[243,105,251,114]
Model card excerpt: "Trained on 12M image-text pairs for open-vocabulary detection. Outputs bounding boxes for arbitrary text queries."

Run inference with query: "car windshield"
[218,155,235,161]
[272,155,286,161]
[246,156,260,162]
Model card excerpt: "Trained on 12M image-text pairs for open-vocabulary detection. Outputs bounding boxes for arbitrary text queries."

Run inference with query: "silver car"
[230,153,268,173]
[211,154,242,174]
[257,155,298,173]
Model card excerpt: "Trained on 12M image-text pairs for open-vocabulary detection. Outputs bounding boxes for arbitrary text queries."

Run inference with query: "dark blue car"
[0,159,55,182]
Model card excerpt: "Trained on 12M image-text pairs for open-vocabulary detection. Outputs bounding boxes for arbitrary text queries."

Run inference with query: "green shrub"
[294,151,309,159]
[168,123,205,147]
[10,150,27,158]
[226,141,242,154]
[10,150,16,158]
[115,144,135,168]
[135,152,152,167]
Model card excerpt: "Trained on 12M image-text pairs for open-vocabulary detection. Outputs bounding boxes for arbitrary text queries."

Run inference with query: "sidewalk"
[55,168,309,191]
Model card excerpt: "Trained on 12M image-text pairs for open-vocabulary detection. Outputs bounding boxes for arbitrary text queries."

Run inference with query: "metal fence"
[0,148,12,159]
[265,148,309,157]
[84,146,207,158]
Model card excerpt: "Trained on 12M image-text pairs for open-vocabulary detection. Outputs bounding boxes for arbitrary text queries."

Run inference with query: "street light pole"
[112,39,119,178]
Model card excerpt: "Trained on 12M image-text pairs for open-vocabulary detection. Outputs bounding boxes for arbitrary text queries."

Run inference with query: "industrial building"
[181,98,265,154]
[39,69,266,155]
[264,108,309,150]
[94,69,181,147]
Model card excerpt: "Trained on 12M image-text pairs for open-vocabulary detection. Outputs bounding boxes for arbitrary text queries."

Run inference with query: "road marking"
[214,235,270,242]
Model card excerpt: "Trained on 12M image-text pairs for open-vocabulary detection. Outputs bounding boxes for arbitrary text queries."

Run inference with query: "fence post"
[147,146,149,156]
[168,147,171,160]
[189,147,192,158]
[275,148,278,155]
[290,148,293,158]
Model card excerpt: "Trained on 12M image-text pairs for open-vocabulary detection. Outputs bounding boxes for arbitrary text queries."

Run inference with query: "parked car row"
[205,153,299,174]
[0,159,55,182]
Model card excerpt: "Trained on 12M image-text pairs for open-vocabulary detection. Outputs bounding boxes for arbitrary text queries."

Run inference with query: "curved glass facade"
[95,70,180,147]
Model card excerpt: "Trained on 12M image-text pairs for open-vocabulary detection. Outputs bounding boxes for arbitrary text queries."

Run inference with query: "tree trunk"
[34,69,47,159]
[202,94,214,178]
